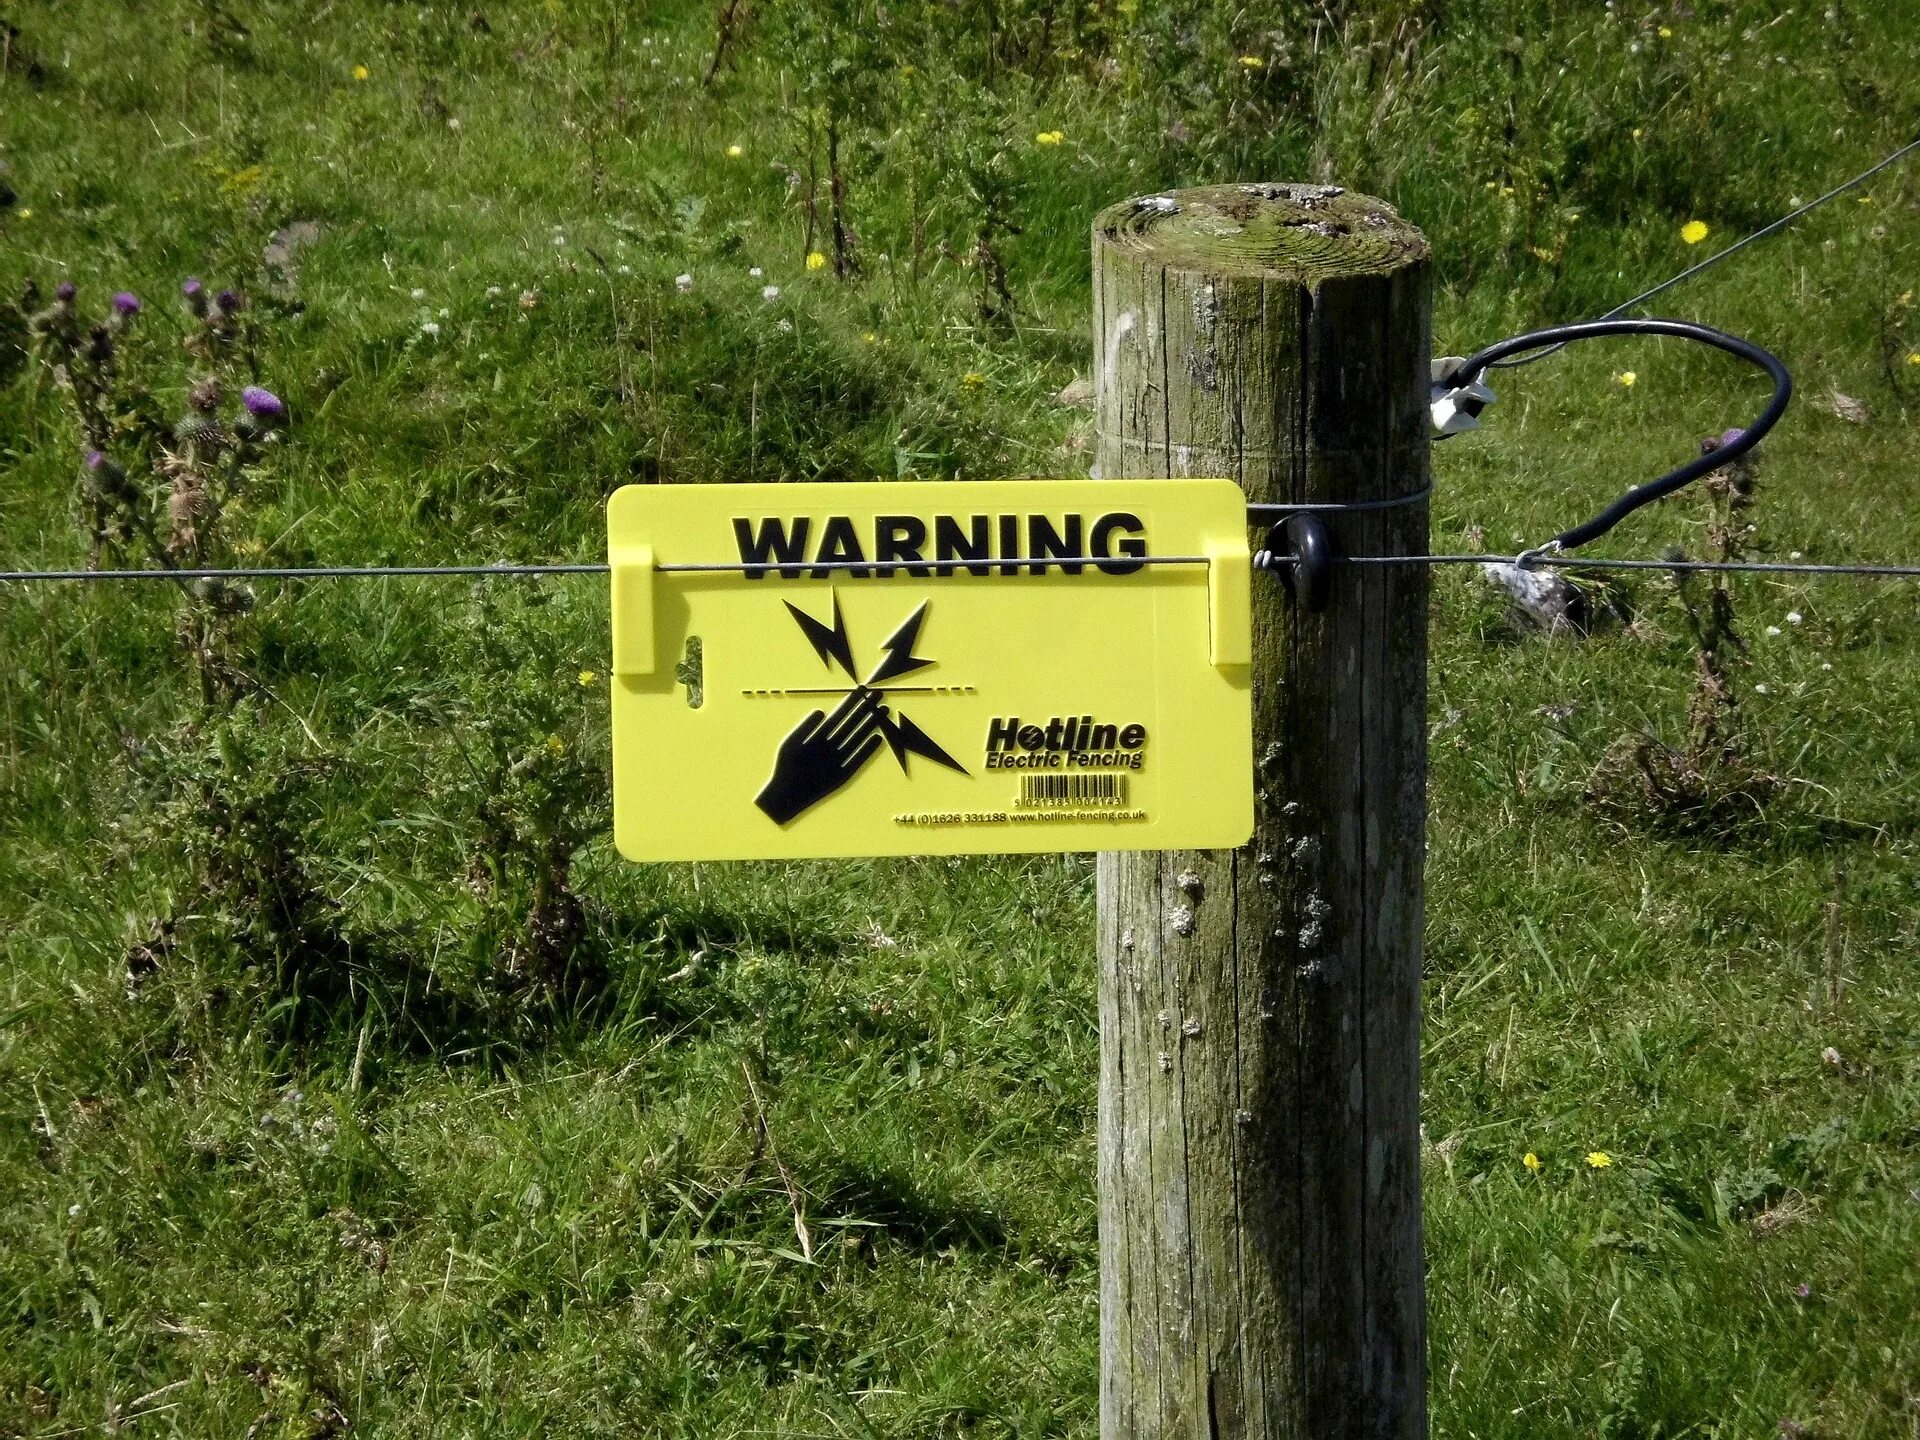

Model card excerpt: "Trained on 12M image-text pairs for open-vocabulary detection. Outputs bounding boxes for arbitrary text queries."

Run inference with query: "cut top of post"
[1093,182,1428,285]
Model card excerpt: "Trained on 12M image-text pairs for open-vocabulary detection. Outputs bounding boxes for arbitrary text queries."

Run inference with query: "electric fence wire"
[1488,132,1920,370]
[8,554,1920,583]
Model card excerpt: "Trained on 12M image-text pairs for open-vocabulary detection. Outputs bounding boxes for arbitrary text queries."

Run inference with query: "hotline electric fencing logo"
[753,592,966,824]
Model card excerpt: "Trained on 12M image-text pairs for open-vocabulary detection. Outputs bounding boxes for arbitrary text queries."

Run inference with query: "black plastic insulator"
[1261,514,1333,612]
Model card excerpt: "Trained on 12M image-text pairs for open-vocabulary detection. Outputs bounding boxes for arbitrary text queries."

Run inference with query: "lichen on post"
[1092,183,1432,1439]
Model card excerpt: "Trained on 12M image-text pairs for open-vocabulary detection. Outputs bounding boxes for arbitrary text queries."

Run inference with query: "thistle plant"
[1,278,34,389]
[1586,431,1782,830]
[28,275,286,704]
[134,698,346,1013]
[436,584,611,1012]
[766,0,886,280]
[944,86,1025,329]
[180,274,261,378]
[27,281,168,564]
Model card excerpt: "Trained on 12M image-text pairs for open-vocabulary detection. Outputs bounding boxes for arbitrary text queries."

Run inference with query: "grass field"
[3,1,1920,1436]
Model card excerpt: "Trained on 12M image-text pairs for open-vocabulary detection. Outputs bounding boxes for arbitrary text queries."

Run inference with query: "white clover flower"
[439,307,450,318]
[1787,611,1803,624]
[486,285,503,298]
[447,116,461,130]
[68,1204,81,1218]
[1766,625,1782,637]
[1754,683,1769,694]
[420,320,441,338]
[410,287,426,300]
[553,235,567,246]
[762,284,781,301]
[1821,663,1833,672]
[1790,550,1804,560]
[617,264,632,275]
[776,317,793,332]
[749,266,764,278]
[675,273,694,293]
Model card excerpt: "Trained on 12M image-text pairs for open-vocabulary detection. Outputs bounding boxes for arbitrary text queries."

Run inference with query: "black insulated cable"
[1441,317,1792,554]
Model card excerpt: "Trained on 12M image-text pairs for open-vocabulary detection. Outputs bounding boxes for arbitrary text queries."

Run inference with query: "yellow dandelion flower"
[1585,1151,1613,1169]
[805,251,827,272]
[16,208,30,219]
[1681,220,1710,245]
[352,64,370,81]
[546,734,565,755]
[726,143,744,159]
[961,371,985,389]
[1239,54,1264,68]
[1500,185,1515,197]
[1897,291,1912,306]
[1035,130,1064,146]
[1617,370,1638,388]
[861,331,878,344]
[1658,25,1672,37]
[1523,1152,1542,1172]
[577,669,598,687]
[1631,127,1644,140]
[1906,352,1920,366]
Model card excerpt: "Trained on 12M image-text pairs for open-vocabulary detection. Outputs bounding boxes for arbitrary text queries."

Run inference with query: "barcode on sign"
[1019,773,1130,808]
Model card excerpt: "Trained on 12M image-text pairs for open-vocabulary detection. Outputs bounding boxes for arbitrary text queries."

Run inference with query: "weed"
[1587,433,1785,831]
[434,583,611,1011]
[26,272,284,702]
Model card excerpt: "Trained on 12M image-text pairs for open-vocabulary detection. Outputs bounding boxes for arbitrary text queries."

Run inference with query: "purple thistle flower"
[181,277,203,299]
[215,288,242,314]
[82,451,128,493]
[241,385,286,419]
[112,291,142,316]
[56,281,76,303]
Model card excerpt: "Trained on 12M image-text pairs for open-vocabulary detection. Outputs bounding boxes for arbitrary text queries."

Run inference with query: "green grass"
[4,1,1920,1435]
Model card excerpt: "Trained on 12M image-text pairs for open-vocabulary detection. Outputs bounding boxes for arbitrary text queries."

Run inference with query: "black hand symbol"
[755,686,890,824]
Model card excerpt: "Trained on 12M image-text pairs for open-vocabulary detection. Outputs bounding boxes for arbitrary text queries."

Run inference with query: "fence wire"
[5,554,1920,584]
[1489,132,1920,370]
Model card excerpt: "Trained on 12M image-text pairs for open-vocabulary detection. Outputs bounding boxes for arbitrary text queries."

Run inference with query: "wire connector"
[1514,539,1563,571]
[1430,358,1496,439]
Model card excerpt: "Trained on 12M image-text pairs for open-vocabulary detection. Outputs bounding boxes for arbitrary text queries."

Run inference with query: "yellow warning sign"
[608,479,1252,861]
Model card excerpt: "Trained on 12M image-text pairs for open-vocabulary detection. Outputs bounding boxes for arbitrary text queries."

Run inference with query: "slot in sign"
[608,479,1253,861]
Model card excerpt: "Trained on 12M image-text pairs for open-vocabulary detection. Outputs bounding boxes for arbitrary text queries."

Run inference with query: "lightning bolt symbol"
[772,591,968,779]
[877,710,968,774]
[784,593,857,678]
[864,600,935,685]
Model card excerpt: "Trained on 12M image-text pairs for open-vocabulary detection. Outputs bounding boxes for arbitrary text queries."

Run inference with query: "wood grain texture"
[1092,183,1431,1439]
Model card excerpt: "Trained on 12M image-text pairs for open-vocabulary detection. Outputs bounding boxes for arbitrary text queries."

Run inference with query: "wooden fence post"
[1092,184,1432,1438]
